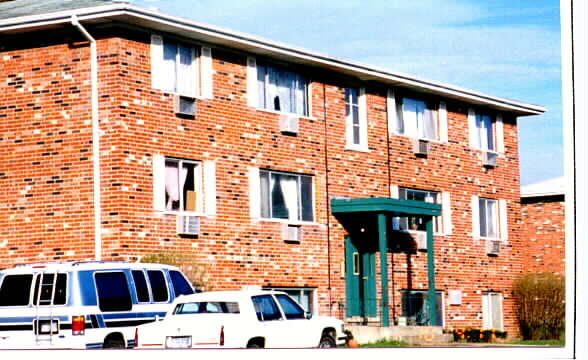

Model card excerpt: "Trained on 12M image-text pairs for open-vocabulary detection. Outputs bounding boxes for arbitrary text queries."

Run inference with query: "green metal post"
[426,217,438,326]
[377,213,390,327]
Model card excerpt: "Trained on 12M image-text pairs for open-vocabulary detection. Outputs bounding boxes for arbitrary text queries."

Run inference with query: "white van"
[0,260,195,349]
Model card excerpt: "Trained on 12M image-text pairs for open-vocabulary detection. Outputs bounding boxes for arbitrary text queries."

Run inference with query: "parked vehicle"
[134,289,347,349]
[0,260,195,349]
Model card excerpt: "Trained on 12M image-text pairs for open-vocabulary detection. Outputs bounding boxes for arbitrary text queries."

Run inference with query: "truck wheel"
[103,334,125,349]
[318,334,336,348]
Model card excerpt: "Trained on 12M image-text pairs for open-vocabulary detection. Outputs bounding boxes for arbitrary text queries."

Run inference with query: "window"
[476,112,495,151]
[170,270,194,297]
[479,198,499,239]
[0,274,33,306]
[259,170,313,222]
[174,301,240,314]
[132,270,150,303]
[401,290,444,326]
[164,158,202,212]
[147,270,169,303]
[395,97,438,140]
[275,294,306,319]
[256,62,308,116]
[252,295,283,321]
[345,87,368,149]
[264,287,315,313]
[33,273,67,306]
[394,188,441,232]
[95,272,132,312]
[482,292,503,330]
[151,35,213,98]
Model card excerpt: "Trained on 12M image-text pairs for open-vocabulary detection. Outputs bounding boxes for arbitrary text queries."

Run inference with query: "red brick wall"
[0,26,527,335]
[521,196,565,275]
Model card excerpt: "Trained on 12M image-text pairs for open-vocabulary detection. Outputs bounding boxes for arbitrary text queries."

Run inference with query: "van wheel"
[246,338,264,348]
[318,334,336,348]
[103,334,125,349]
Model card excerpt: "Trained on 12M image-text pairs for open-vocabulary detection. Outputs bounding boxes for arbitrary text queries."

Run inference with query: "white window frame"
[345,87,368,151]
[258,169,315,223]
[468,108,505,153]
[478,197,499,240]
[151,34,213,99]
[393,95,441,141]
[153,155,207,215]
[248,58,309,116]
[393,188,443,234]
[472,197,508,242]
[482,292,504,330]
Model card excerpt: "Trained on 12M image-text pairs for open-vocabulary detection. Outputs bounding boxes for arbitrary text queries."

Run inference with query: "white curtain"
[423,107,437,140]
[477,114,494,151]
[165,163,188,210]
[281,176,299,221]
[177,45,195,96]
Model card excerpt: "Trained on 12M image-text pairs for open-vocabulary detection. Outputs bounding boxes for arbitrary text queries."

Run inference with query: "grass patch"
[507,339,565,346]
[360,339,409,347]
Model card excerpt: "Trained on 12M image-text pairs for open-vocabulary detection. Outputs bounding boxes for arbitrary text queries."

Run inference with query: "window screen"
[95,272,132,312]
[0,274,33,306]
[147,270,169,302]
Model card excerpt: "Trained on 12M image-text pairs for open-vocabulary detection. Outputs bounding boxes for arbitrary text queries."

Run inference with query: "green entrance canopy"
[331,197,442,327]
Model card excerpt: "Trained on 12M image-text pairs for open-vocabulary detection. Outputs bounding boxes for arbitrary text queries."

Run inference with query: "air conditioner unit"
[486,240,501,256]
[282,223,303,242]
[483,151,498,168]
[279,114,299,134]
[412,138,431,156]
[177,215,200,235]
[413,231,427,251]
[175,95,197,116]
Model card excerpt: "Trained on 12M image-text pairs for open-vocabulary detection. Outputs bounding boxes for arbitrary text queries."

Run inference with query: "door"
[345,236,377,319]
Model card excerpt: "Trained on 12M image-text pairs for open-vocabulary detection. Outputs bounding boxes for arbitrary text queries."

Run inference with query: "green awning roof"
[331,197,441,216]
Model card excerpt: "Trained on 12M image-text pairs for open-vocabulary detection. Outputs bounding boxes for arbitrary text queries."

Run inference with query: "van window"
[170,270,194,297]
[33,273,67,306]
[0,274,33,306]
[147,270,168,302]
[95,272,132,312]
[132,270,150,303]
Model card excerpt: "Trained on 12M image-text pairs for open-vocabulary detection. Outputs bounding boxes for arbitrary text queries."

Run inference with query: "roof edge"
[0,4,546,116]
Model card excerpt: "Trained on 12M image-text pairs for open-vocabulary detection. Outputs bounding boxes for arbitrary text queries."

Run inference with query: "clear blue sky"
[135,0,562,186]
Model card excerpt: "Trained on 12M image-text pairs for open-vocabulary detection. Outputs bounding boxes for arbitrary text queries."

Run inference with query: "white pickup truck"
[133,289,348,349]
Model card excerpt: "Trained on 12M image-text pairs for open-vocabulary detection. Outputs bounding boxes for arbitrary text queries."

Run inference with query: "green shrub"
[513,272,565,340]
[141,250,211,291]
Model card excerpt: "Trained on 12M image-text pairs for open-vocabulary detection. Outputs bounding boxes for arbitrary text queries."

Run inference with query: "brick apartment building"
[521,177,566,275]
[0,0,545,335]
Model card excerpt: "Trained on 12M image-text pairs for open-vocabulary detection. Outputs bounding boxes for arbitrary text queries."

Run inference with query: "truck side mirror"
[305,311,313,320]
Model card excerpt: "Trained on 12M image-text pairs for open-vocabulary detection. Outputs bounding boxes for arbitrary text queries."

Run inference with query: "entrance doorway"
[345,236,377,321]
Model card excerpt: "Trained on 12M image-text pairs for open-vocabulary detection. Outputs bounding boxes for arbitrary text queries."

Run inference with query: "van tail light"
[219,326,224,346]
[134,328,139,348]
[72,315,85,336]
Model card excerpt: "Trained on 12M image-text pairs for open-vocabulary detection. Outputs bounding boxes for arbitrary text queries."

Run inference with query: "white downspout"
[72,15,102,260]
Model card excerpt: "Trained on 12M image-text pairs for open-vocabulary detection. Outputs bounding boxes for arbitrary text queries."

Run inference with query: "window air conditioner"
[279,114,299,135]
[175,95,197,116]
[486,240,501,256]
[483,151,498,168]
[282,223,303,242]
[177,215,200,235]
[412,138,431,156]
[413,231,427,251]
